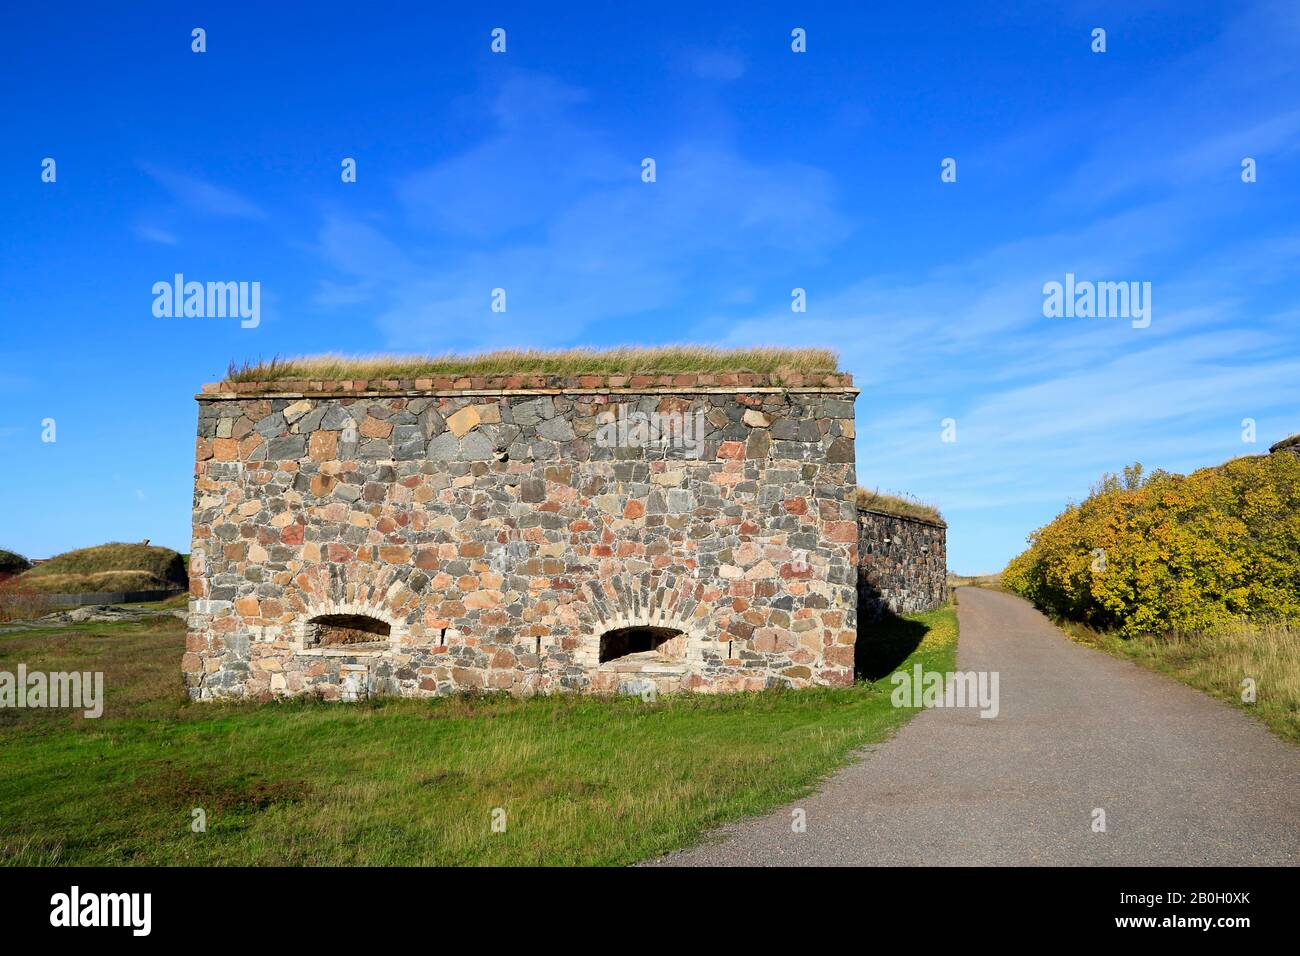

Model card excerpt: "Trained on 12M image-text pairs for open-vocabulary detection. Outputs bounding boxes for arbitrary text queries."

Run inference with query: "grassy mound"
[21,543,186,594]
[0,549,31,576]
[854,488,944,524]
[19,570,176,594]
[225,346,841,382]
[1003,455,1300,636]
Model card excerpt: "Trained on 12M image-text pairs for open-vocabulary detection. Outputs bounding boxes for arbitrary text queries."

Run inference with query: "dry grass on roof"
[224,346,840,383]
[854,488,945,525]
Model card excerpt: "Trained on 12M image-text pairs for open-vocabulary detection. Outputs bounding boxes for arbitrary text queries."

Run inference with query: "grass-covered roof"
[225,346,840,383]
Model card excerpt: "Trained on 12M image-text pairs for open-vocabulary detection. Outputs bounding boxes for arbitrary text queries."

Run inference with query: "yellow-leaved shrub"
[1003,454,1300,636]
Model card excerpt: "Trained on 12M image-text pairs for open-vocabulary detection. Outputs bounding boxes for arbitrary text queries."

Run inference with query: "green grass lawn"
[0,603,956,866]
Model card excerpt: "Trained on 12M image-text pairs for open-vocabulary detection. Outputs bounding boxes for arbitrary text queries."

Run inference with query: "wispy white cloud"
[687,49,746,82]
[134,222,178,245]
[140,162,267,220]
[314,70,849,349]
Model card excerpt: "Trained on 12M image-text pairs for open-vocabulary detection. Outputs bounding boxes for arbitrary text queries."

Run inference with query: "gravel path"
[652,587,1300,866]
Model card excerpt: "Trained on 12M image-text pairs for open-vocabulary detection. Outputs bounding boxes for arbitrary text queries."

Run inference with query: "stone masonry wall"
[1270,433,1300,457]
[185,372,860,700]
[856,509,947,619]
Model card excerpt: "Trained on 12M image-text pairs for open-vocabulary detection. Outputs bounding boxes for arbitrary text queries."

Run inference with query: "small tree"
[0,548,32,578]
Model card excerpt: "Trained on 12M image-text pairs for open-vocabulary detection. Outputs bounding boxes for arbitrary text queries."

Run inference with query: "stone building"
[856,508,948,620]
[184,364,945,701]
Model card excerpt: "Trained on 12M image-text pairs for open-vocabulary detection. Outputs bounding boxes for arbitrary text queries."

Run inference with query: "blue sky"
[2,1,1298,573]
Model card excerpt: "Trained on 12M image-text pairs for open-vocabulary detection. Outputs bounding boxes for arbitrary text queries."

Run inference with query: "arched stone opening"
[598,626,687,666]
[304,613,391,650]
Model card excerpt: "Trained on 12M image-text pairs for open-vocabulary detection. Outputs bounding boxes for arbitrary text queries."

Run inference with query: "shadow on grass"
[855,582,930,682]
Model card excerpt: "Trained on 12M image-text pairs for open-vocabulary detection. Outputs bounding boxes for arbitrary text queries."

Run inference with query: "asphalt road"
[652,586,1300,866]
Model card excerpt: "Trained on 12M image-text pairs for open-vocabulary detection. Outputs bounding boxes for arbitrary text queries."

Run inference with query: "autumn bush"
[1003,454,1300,636]
[0,581,53,624]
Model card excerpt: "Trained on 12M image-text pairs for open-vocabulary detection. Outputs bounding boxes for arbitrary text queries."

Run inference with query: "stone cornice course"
[854,506,948,530]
